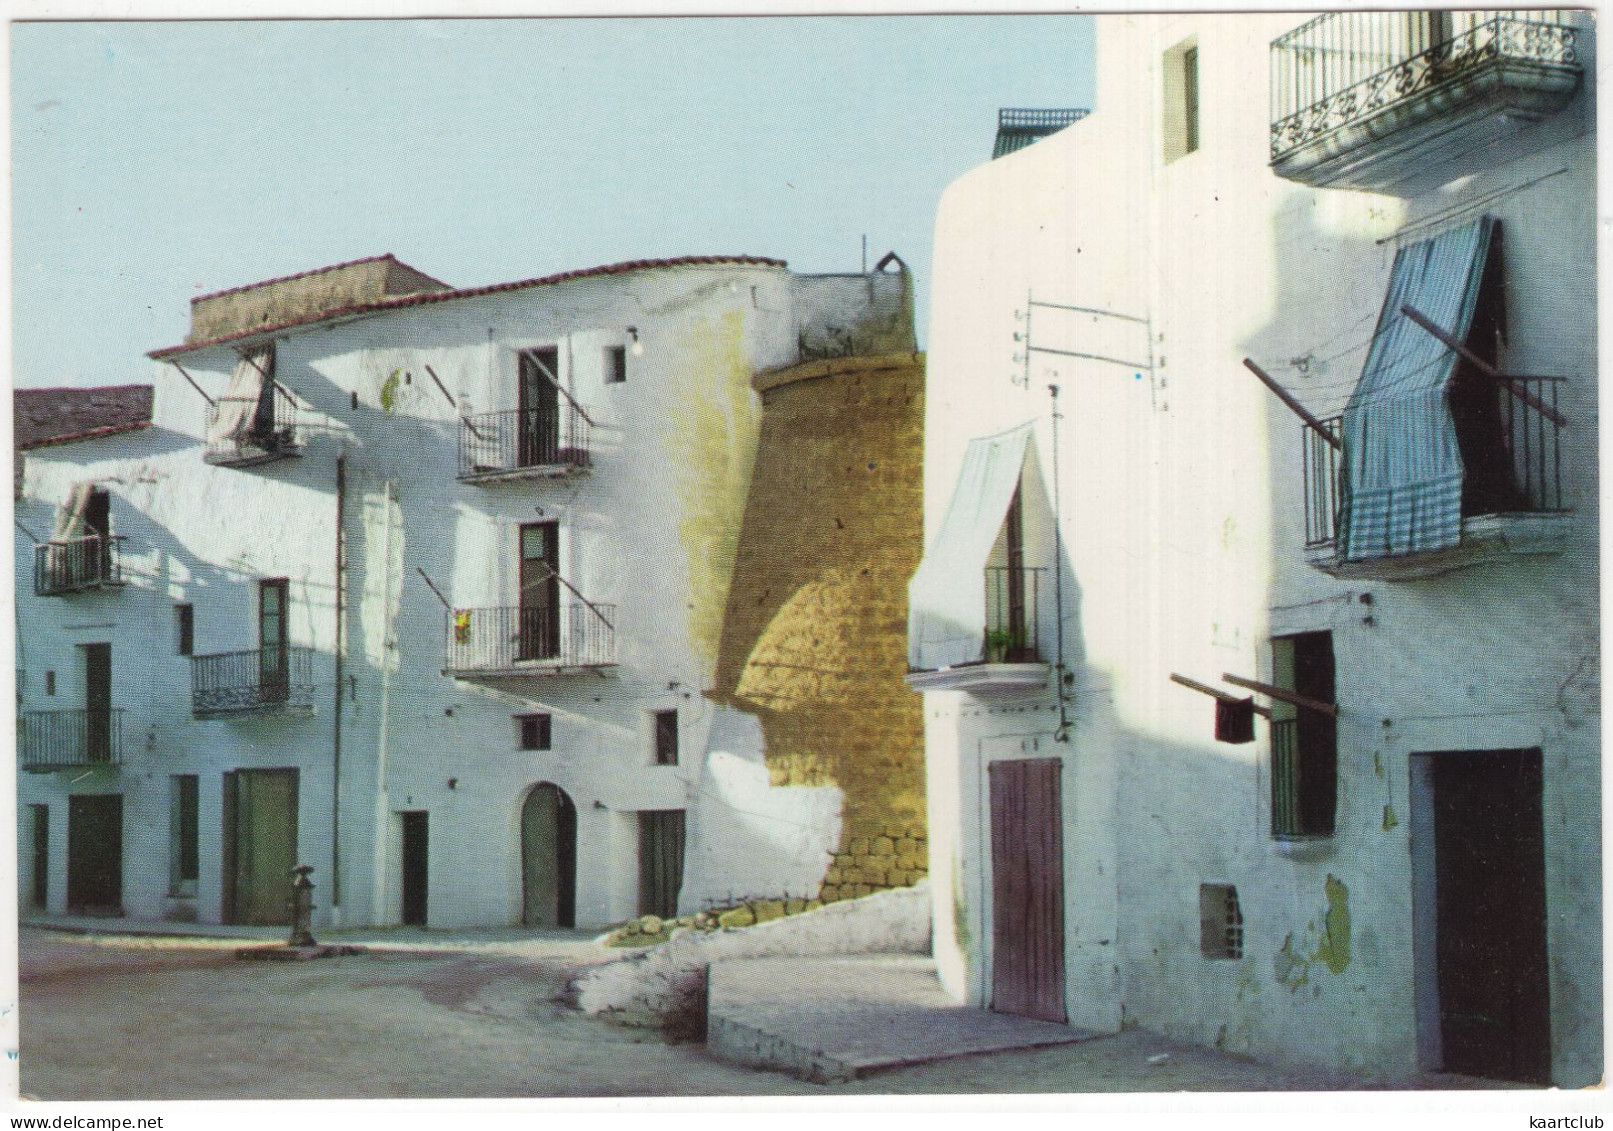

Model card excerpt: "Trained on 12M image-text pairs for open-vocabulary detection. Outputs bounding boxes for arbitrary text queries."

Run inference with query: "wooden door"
[401,811,429,927]
[638,810,686,918]
[1433,749,1550,1084]
[521,783,576,927]
[259,579,289,701]
[989,757,1067,1022]
[518,348,561,467]
[223,768,299,925]
[82,643,112,764]
[518,523,560,661]
[66,794,122,913]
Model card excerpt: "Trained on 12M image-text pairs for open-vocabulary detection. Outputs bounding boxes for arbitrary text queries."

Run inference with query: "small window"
[170,775,199,897]
[176,604,195,656]
[1163,38,1200,163]
[653,709,678,766]
[45,670,56,696]
[1200,884,1243,959]
[1270,631,1338,839]
[518,713,552,751]
[604,345,628,385]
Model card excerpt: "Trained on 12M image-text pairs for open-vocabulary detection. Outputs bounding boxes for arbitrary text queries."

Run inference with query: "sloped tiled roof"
[993,108,1091,159]
[151,254,790,359]
[15,384,155,450]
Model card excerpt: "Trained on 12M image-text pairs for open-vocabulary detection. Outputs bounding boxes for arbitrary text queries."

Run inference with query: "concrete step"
[706,953,1097,1083]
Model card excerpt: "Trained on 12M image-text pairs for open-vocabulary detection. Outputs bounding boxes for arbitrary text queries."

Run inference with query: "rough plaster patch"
[1311,874,1352,975]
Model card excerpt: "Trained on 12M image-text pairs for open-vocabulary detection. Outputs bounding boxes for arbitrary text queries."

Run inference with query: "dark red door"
[989,757,1067,1022]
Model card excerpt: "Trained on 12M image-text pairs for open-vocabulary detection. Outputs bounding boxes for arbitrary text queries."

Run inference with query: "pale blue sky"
[12,17,1095,387]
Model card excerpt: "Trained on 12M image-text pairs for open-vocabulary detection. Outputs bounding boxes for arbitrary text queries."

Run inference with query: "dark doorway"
[66,794,122,914]
[518,347,561,468]
[521,783,576,928]
[401,811,429,927]
[518,522,561,661]
[638,810,686,918]
[84,488,112,579]
[988,757,1066,1023]
[81,642,112,764]
[222,768,299,925]
[30,804,49,909]
[1430,748,1551,1084]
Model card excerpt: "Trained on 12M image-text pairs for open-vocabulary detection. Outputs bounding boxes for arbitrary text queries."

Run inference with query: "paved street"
[14,926,1494,1100]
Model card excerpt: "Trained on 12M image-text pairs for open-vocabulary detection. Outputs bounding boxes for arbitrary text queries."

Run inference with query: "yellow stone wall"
[710,352,927,901]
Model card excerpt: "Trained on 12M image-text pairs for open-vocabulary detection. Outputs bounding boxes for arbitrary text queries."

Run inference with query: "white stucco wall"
[17,260,909,934]
[920,12,1599,1086]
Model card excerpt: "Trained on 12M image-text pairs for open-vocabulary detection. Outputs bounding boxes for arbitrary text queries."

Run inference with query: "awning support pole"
[1399,303,1569,428]
[415,567,453,611]
[1222,672,1338,718]
[168,361,217,407]
[1171,673,1273,718]
[1243,359,1341,449]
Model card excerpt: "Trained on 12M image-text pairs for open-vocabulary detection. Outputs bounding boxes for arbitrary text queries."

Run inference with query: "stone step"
[705,953,1097,1083]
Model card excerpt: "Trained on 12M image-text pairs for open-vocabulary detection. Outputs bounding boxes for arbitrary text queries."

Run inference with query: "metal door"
[637,810,686,918]
[521,783,576,927]
[988,757,1067,1022]
[223,768,299,925]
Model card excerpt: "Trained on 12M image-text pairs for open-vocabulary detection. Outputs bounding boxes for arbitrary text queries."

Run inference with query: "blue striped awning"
[1338,217,1499,561]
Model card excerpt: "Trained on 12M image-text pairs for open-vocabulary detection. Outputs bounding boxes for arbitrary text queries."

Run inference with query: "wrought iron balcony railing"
[458,407,592,481]
[446,603,617,675]
[1302,378,1565,555]
[985,566,1045,663]
[1270,11,1581,187]
[20,709,124,771]
[33,535,126,595]
[191,646,317,716]
[205,385,303,467]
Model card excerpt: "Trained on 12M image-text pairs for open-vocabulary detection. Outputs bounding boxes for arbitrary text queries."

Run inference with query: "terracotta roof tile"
[14,384,155,450]
[151,254,788,359]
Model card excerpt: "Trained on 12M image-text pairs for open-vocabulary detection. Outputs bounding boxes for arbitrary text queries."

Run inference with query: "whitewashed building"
[910,11,1598,1086]
[17,251,914,932]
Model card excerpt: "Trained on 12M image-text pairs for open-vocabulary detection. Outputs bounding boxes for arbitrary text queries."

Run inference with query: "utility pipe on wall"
[331,451,346,911]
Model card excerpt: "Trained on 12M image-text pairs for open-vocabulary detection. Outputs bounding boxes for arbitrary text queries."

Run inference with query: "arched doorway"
[521,782,576,927]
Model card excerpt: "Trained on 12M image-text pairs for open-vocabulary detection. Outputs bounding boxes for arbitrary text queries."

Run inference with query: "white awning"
[908,421,1035,671]
[208,345,272,444]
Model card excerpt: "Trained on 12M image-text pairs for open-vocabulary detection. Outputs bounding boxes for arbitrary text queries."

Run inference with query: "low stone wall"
[570,880,930,1036]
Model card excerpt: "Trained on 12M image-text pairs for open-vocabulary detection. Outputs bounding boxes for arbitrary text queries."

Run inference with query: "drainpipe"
[1049,384,1070,741]
[331,451,346,911]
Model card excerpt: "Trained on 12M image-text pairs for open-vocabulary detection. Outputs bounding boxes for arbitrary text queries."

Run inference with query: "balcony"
[20,709,124,772]
[458,407,592,483]
[191,646,317,717]
[1302,380,1569,579]
[1270,11,1582,191]
[905,566,1051,693]
[445,603,617,678]
[33,535,126,596]
[205,385,303,467]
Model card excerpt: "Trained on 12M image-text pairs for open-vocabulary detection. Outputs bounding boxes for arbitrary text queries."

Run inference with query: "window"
[518,713,552,751]
[170,775,199,897]
[259,579,290,700]
[1164,38,1200,163]
[176,604,194,656]
[1200,884,1244,959]
[653,709,679,766]
[604,345,628,385]
[1270,631,1337,838]
[45,670,56,696]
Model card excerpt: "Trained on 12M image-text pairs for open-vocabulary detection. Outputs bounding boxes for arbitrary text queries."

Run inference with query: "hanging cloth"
[908,421,1035,670]
[208,344,273,444]
[1338,217,1498,560]
[51,481,94,543]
